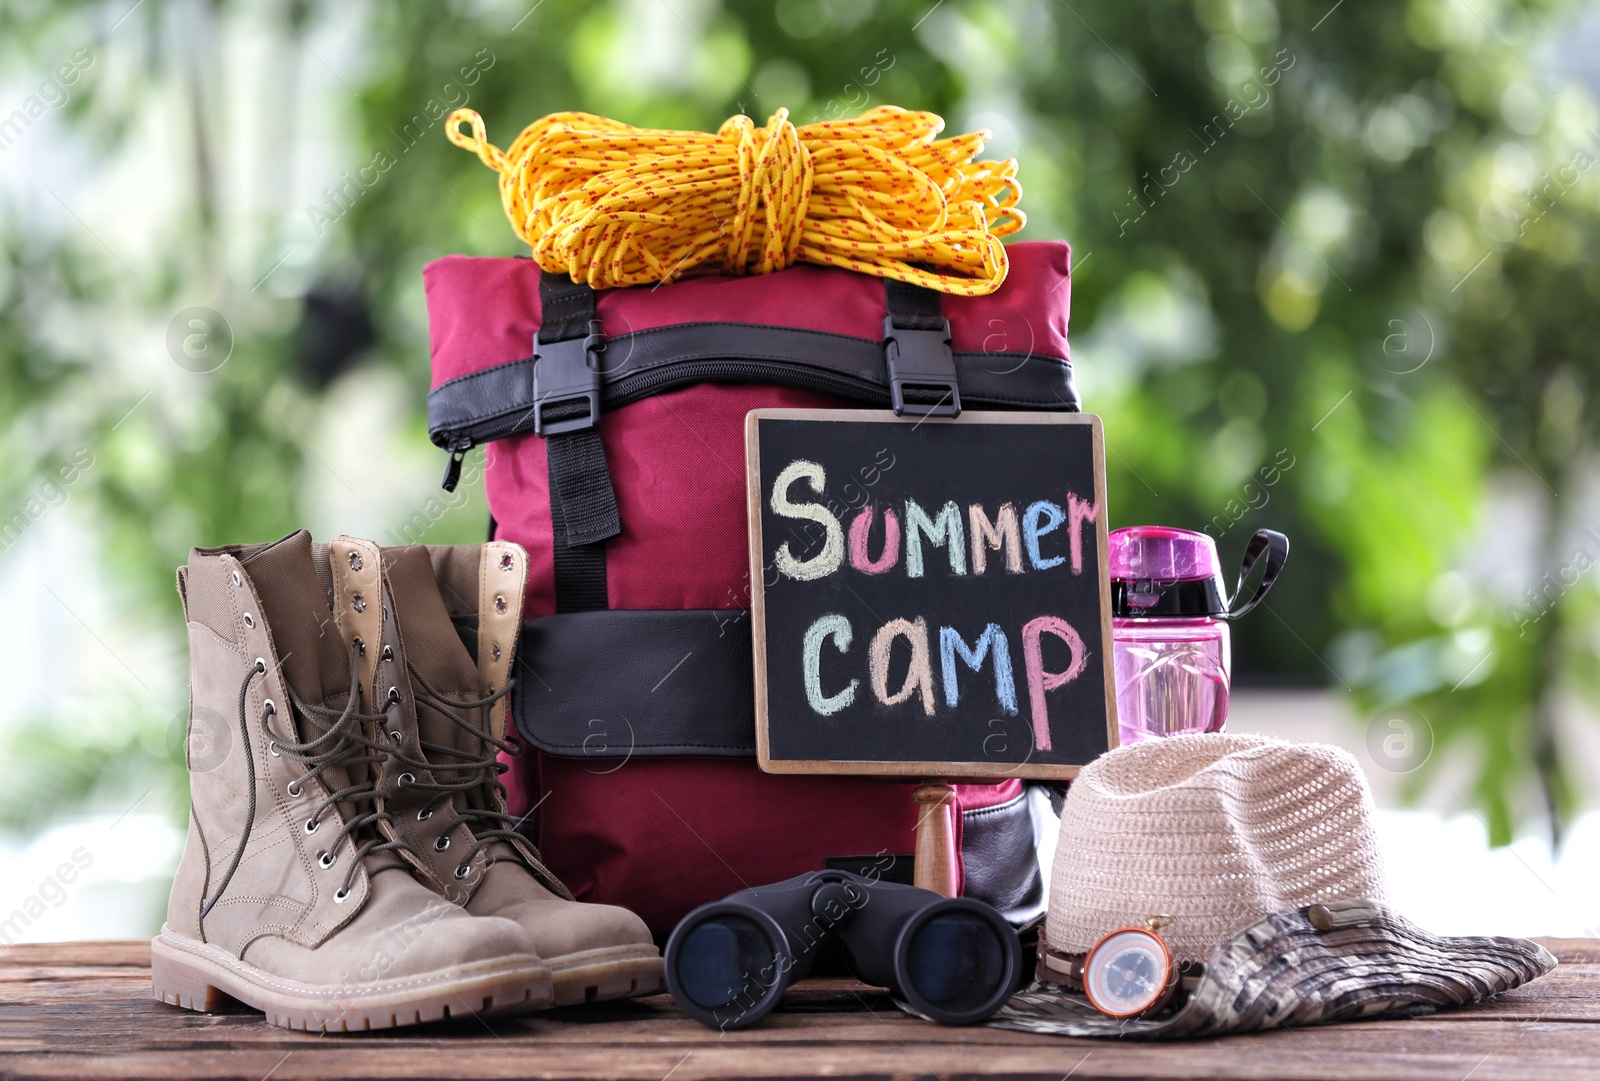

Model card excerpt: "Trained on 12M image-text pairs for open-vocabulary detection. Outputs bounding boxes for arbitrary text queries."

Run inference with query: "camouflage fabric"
[989,899,1556,1039]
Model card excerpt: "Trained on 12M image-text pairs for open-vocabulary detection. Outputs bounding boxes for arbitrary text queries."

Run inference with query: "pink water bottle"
[1108,527,1288,745]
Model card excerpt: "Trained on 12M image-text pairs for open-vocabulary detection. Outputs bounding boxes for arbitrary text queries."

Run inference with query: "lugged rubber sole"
[150,932,554,1032]
[547,944,666,1006]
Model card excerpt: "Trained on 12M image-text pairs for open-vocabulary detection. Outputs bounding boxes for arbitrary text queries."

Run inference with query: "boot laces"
[387,664,535,879]
[201,641,414,918]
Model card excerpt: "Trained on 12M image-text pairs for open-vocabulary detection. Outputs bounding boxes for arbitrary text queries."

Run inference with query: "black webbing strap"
[884,278,947,332]
[539,277,598,341]
[538,276,618,613]
[547,463,611,611]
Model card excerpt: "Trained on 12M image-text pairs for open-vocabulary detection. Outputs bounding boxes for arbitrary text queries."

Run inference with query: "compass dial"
[1083,928,1174,1018]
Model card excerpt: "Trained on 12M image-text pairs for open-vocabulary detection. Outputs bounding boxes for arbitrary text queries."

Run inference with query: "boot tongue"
[383,546,482,755]
[241,530,351,709]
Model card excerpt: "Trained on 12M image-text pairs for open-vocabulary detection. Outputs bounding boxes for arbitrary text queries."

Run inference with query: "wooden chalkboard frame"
[746,408,1118,781]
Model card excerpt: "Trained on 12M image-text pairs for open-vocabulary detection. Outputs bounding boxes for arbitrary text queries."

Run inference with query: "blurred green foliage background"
[2,0,1598,852]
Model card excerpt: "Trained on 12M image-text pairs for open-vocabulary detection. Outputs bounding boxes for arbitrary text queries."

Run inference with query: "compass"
[1081,916,1179,1019]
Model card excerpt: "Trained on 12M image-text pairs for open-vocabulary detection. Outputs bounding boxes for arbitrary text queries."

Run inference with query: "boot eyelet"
[494,595,507,613]
[353,637,365,655]
[388,730,402,743]
[268,741,281,757]
[231,570,241,587]
[253,658,266,674]
[243,613,256,630]
[398,773,414,788]
[351,593,366,613]
[381,645,393,661]
[263,699,276,717]
[417,807,433,821]
[304,816,319,834]
[387,686,400,704]
[492,644,502,662]
[453,863,470,880]
[434,834,451,851]
[348,551,363,571]
[318,851,336,869]
[333,887,350,903]
[500,553,514,571]
[286,780,302,797]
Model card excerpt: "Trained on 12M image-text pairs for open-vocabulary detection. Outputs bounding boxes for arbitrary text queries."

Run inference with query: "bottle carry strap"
[1225,529,1290,620]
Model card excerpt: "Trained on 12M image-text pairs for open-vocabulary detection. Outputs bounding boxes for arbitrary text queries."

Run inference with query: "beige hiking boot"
[152,531,553,1031]
[322,536,664,1006]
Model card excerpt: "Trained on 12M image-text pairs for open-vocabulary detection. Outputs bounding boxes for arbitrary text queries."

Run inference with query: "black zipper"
[433,357,890,490]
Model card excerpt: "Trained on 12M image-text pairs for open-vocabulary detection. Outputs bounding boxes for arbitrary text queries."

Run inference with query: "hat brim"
[990,899,1556,1039]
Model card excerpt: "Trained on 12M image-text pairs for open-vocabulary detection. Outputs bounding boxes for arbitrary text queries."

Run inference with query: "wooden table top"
[2,939,1596,1080]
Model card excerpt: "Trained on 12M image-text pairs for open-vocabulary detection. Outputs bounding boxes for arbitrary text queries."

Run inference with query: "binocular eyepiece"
[664,870,1022,1030]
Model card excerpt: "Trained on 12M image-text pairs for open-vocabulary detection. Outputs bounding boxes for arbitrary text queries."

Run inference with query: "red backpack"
[424,241,1076,936]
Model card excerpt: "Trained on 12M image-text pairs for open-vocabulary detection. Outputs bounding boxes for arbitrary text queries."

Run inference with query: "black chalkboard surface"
[746,409,1117,780]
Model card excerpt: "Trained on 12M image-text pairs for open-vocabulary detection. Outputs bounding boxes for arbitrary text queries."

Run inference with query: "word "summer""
[769,459,1100,751]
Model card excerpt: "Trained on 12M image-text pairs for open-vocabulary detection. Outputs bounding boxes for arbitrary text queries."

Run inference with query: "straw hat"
[1046,733,1387,964]
[990,733,1555,1038]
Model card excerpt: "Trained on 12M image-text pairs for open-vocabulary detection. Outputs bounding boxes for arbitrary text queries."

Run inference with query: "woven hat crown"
[1046,734,1388,965]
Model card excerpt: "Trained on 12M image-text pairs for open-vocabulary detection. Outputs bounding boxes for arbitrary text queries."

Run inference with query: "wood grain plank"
[4,1031,1600,1081]
[9,938,1595,970]
[1537,938,1600,963]
[1,942,1597,1080]
[0,942,150,968]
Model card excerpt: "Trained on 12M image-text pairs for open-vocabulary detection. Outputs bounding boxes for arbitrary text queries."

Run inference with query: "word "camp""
[769,458,1100,751]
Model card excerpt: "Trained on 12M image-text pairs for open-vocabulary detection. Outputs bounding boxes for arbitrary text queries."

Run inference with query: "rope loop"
[444,104,1025,295]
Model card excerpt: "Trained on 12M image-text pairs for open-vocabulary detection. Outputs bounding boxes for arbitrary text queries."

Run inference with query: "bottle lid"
[1108,527,1226,618]
[1107,526,1289,620]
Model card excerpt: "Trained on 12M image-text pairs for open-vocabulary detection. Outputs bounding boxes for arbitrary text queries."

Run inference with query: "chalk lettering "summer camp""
[768,458,1099,752]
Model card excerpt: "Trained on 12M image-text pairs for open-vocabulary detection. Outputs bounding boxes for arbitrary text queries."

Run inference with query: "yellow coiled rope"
[445,105,1025,296]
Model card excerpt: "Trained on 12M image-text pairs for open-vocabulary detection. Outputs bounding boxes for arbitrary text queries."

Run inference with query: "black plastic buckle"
[532,331,604,436]
[883,315,961,418]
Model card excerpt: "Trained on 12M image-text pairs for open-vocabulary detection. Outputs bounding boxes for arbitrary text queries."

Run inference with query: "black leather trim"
[429,356,539,436]
[961,788,1047,926]
[513,609,756,758]
[824,854,916,886]
[620,321,1074,403]
[428,321,1077,445]
[615,322,890,381]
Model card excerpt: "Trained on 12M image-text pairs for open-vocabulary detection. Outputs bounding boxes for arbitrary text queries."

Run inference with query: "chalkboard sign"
[746,409,1117,780]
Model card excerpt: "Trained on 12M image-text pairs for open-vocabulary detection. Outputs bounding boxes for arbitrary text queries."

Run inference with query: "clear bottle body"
[1111,617,1230,746]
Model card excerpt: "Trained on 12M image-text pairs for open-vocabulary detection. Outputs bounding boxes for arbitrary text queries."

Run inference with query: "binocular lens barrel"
[898,908,1015,1021]
[672,915,779,1011]
[666,873,1021,1030]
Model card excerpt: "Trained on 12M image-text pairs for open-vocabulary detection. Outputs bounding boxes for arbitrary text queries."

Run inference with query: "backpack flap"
[423,240,1076,488]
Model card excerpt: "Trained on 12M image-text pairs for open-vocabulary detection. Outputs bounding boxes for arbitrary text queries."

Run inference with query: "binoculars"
[664,870,1023,1030]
